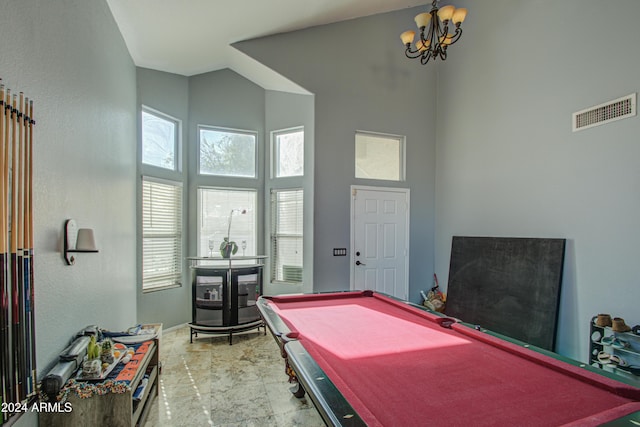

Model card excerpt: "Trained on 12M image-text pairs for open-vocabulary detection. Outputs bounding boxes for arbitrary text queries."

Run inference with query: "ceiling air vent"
[572,93,636,132]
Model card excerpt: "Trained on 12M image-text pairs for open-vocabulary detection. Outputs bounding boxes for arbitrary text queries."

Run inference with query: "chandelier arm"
[421,52,433,65]
[448,27,463,46]
[405,46,425,59]
[440,21,449,39]
[406,50,424,59]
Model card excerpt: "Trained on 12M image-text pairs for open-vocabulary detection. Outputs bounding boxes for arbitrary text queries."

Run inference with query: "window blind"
[271,189,303,283]
[142,178,183,291]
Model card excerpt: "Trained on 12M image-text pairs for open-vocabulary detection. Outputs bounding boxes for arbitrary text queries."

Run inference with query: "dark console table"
[187,256,267,344]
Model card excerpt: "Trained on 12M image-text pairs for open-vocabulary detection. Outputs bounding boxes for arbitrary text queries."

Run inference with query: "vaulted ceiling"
[106,0,426,91]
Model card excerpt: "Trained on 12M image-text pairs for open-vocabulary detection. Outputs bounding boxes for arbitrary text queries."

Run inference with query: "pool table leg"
[290,382,305,398]
[284,355,306,398]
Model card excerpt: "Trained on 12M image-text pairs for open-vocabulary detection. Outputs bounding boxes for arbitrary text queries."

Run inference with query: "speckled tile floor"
[143,325,324,427]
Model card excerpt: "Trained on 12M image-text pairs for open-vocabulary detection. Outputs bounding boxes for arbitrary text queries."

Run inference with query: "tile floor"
[144,325,324,427]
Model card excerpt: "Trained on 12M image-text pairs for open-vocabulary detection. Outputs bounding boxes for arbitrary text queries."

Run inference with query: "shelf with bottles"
[195,275,224,310]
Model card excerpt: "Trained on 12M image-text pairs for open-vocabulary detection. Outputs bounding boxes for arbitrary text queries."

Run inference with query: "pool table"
[257,290,640,427]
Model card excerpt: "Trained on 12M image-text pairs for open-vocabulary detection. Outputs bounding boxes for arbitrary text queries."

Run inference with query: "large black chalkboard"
[444,237,566,351]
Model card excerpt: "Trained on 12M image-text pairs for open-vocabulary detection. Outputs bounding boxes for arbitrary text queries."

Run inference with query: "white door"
[350,186,409,300]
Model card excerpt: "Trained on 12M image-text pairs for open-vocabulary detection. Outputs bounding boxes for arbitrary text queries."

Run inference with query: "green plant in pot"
[220,208,246,258]
[219,237,238,258]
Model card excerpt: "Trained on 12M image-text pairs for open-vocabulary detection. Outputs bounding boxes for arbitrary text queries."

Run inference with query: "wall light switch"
[333,248,347,256]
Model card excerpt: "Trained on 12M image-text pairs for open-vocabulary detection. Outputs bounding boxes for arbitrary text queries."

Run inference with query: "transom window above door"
[198,126,257,178]
[355,131,405,181]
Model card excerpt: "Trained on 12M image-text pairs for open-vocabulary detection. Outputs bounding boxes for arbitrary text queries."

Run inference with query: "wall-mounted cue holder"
[64,219,99,265]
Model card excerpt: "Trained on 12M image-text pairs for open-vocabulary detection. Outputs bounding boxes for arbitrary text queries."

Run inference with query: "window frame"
[272,126,304,178]
[355,130,406,182]
[197,125,258,178]
[141,176,184,293]
[141,106,180,172]
[270,188,304,284]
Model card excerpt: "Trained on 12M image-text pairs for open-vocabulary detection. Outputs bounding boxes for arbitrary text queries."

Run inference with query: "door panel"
[351,187,409,300]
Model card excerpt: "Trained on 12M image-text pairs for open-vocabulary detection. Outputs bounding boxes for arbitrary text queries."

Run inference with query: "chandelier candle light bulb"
[401,0,467,64]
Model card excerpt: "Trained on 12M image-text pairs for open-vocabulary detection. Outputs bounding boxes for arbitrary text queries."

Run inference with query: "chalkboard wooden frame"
[444,236,566,351]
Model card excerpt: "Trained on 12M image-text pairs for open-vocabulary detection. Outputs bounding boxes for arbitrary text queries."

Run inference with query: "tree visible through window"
[199,126,256,177]
[142,109,177,170]
[274,128,304,177]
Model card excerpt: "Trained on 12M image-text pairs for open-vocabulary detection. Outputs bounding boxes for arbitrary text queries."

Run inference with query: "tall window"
[142,178,183,291]
[199,126,256,177]
[273,127,304,177]
[198,188,257,257]
[271,189,303,283]
[355,131,405,181]
[141,108,178,170]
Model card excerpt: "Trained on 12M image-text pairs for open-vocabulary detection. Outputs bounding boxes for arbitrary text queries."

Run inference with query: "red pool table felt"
[265,291,640,427]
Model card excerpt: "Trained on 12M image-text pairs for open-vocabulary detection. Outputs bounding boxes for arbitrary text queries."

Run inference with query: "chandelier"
[400,0,467,64]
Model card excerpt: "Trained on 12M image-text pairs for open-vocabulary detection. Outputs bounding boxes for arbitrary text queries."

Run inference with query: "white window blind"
[142,178,183,291]
[271,189,303,283]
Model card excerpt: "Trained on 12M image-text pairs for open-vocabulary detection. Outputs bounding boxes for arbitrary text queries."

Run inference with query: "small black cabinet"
[188,256,266,344]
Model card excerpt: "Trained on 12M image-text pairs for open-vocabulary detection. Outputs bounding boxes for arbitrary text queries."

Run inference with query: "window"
[271,189,303,283]
[198,188,257,257]
[141,108,178,170]
[355,131,405,181]
[142,178,183,291]
[199,126,256,177]
[273,127,304,177]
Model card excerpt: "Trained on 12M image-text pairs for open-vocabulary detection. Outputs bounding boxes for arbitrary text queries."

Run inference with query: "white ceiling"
[106,0,426,92]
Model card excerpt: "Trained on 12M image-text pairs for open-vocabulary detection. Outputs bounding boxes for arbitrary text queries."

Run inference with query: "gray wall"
[235,9,438,303]
[434,0,640,360]
[1,0,137,425]
[136,68,190,327]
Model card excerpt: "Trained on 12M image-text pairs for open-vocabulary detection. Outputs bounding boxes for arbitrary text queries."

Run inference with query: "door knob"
[356,260,366,266]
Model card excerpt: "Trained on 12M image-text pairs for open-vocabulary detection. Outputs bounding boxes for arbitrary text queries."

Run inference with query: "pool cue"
[4,89,16,405]
[16,92,27,398]
[2,87,12,412]
[20,95,33,397]
[0,82,7,422]
[25,98,35,396]
[10,92,25,402]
